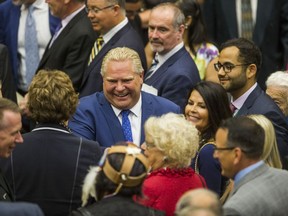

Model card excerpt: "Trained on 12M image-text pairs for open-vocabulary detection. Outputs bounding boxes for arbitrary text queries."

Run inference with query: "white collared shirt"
[102,18,128,47]
[18,0,50,90]
[111,93,142,146]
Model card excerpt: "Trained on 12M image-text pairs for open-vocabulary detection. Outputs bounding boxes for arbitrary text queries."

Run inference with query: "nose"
[149,29,159,39]
[115,81,125,91]
[217,67,226,77]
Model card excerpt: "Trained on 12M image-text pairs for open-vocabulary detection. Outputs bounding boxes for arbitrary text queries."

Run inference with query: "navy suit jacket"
[0,0,59,84]
[79,22,147,97]
[0,124,102,216]
[37,8,97,92]
[202,0,288,89]
[144,46,200,112]
[0,202,44,216]
[236,85,288,169]
[68,91,181,147]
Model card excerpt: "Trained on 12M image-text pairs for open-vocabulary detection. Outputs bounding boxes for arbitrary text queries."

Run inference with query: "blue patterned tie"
[145,55,159,81]
[25,5,39,90]
[49,22,62,48]
[121,110,133,142]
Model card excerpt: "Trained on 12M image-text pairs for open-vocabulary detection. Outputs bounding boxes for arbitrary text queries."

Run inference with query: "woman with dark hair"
[176,0,218,80]
[185,81,232,196]
[72,142,164,216]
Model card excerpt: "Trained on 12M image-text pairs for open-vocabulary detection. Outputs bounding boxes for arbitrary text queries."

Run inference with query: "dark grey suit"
[224,163,288,216]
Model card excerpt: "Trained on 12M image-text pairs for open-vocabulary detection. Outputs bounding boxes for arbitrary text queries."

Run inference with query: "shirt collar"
[231,83,257,110]
[157,42,184,65]
[103,18,128,44]
[111,93,142,117]
[61,5,85,27]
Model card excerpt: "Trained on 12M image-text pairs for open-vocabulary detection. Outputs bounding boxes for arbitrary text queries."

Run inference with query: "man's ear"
[247,64,257,79]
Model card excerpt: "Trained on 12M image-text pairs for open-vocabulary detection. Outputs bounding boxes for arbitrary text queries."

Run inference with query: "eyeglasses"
[214,62,251,73]
[85,5,114,14]
[213,146,235,152]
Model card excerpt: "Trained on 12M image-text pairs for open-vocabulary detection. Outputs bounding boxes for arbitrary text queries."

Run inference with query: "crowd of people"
[0,0,288,215]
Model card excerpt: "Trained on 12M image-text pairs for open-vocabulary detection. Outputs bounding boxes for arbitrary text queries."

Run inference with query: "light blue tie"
[121,110,133,142]
[25,5,39,90]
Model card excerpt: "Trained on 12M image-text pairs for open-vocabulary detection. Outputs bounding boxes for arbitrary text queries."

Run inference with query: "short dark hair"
[191,81,232,145]
[219,38,262,78]
[219,116,264,159]
[0,98,20,130]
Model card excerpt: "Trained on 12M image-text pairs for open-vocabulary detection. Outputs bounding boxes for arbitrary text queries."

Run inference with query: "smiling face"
[185,90,209,132]
[148,6,184,55]
[103,60,143,110]
[0,111,23,158]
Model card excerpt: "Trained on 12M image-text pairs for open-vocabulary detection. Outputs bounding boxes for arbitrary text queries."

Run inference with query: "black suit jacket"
[202,0,288,89]
[0,169,13,201]
[236,85,288,169]
[79,22,147,97]
[0,44,17,102]
[0,124,102,216]
[37,8,97,92]
[0,202,44,216]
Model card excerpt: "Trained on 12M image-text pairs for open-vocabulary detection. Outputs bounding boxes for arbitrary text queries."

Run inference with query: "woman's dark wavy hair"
[191,81,232,145]
[95,145,147,200]
[176,0,208,55]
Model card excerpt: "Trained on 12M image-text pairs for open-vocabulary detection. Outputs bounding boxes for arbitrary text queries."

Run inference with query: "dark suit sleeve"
[281,0,288,67]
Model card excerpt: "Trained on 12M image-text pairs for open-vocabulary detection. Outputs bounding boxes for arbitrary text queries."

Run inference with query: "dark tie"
[25,5,39,90]
[121,110,133,142]
[49,22,62,48]
[230,103,237,114]
[88,36,104,65]
[241,0,253,40]
[145,55,159,81]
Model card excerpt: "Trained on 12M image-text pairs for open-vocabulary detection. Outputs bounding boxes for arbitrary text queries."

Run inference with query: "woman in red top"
[137,113,206,216]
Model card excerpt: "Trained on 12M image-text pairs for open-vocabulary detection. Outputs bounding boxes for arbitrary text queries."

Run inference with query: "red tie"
[230,103,237,114]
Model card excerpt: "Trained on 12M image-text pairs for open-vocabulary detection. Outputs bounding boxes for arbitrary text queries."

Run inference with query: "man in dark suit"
[0,0,59,95]
[0,202,44,216]
[202,0,288,90]
[214,117,288,215]
[0,98,23,201]
[0,44,17,102]
[215,38,288,169]
[37,0,97,92]
[69,47,180,147]
[79,0,147,97]
[143,3,200,112]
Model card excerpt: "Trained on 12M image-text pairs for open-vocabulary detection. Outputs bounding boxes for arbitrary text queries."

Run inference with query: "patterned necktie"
[25,5,39,90]
[241,0,253,40]
[121,110,133,142]
[230,103,237,114]
[145,55,159,81]
[88,36,104,65]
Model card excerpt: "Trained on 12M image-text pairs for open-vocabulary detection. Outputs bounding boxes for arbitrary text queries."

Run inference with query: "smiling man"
[0,98,23,201]
[215,38,288,170]
[69,47,180,147]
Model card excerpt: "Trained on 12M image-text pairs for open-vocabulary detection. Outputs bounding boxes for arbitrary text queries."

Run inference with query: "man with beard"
[214,38,288,169]
[143,2,200,113]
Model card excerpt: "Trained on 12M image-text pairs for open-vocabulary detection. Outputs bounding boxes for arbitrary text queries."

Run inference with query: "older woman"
[1,70,102,216]
[138,113,206,216]
[185,81,232,196]
[72,142,164,216]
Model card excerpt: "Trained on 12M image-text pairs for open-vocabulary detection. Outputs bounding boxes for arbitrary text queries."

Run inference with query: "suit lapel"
[82,23,131,84]
[145,47,186,84]
[98,94,125,143]
[236,85,262,116]
[140,92,153,144]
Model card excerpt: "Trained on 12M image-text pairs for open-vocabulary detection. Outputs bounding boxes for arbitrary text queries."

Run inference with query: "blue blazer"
[68,91,181,147]
[144,46,200,113]
[79,22,147,97]
[0,0,59,84]
[236,85,288,169]
[202,0,288,89]
[0,202,44,216]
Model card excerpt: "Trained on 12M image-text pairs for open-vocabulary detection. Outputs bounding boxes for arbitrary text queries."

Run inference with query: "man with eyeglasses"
[214,116,288,216]
[79,0,147,97]
[215,38,288,170]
